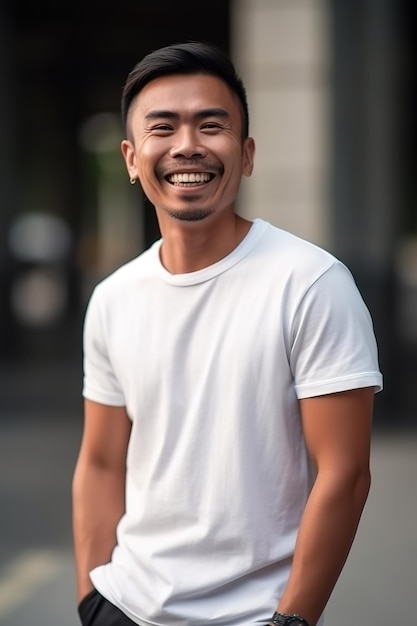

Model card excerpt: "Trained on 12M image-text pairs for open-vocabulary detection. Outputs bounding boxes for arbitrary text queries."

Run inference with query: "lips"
[166,172,214,186]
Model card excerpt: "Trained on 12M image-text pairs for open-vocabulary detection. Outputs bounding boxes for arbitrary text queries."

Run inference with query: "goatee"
[165,207,214,222]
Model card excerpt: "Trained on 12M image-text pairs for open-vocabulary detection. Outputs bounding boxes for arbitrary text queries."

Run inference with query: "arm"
[72,399,132,602]
[276,387,374,626]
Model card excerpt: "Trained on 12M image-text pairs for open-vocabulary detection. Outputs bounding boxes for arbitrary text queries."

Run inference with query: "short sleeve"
[290,261,383,398]
[82,286,126,406]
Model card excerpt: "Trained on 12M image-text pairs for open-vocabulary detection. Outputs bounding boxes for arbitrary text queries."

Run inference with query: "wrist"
[270,611,312,626]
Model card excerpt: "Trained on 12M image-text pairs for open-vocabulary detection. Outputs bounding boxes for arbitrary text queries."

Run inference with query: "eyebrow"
[144,108,230,121]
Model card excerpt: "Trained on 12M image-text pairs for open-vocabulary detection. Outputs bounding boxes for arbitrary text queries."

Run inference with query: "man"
[72,41,383,626]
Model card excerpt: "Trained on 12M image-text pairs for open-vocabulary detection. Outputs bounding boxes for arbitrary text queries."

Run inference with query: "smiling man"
[121,70,255,273]
[72,42,383,626]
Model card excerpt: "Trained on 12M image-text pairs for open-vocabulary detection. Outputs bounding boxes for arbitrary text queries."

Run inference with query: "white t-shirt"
[83,219,382,626]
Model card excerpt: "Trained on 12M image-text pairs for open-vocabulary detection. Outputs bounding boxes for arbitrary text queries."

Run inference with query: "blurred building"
[0,0,415,423]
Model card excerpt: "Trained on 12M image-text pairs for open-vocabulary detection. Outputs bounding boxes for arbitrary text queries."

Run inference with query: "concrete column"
[231,0,331,248]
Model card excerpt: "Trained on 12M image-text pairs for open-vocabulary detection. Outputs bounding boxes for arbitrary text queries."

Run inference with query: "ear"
[121,139,138,180]
[242,137,255,177]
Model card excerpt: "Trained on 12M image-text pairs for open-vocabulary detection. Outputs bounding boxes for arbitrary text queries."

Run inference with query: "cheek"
[220,149,246,183]
[136,151,159,182]
[143,146,171,181]
[136,137,164,164]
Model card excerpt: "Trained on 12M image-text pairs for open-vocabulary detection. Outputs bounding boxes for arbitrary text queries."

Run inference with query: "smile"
[166,172,214,186]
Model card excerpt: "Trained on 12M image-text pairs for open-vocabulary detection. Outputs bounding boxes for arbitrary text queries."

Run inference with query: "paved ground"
[0,410,81,626]
[0,361,416,625]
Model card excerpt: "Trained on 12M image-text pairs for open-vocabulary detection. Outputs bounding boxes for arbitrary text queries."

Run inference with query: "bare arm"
[276,387,374,625]
[72,399,132,602]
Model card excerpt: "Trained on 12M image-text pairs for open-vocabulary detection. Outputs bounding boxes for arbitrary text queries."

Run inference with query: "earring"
[130,177,136,185]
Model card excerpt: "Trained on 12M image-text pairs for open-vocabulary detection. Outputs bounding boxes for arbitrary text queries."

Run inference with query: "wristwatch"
[270,611,311,626]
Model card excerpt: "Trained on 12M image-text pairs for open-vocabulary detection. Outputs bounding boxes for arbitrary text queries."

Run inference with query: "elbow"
[358,466,371,506]
[320,463,372,513]
[72,459,86,504]
[347,464,371,514]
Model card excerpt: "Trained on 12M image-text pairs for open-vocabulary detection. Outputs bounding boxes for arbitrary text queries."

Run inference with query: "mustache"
[157,160,224,177]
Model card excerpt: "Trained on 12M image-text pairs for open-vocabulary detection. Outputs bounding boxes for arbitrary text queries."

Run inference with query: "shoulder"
[260,220,335,260]
[254,219,341,285]
[90,239,161,300]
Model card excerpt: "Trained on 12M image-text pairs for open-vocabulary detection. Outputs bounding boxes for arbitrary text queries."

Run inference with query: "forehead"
[130,73,242,124]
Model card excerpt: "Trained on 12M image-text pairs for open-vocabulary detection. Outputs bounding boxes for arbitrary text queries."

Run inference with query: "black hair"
[121,41,249,138]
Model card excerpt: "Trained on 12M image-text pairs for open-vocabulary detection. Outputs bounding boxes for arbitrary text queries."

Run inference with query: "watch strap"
[270,611,312,626]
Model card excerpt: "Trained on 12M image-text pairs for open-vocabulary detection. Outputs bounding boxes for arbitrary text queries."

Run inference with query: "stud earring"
[130,177,136,185]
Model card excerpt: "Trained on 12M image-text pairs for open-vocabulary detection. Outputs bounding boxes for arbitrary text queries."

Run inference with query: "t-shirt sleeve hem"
[83,387,126,407]
[295,372,383,399]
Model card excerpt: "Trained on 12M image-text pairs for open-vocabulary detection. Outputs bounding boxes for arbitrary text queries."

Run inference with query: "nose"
[169,126,206,159]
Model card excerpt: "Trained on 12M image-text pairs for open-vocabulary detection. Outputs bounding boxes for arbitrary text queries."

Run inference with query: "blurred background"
[0,1,415,625]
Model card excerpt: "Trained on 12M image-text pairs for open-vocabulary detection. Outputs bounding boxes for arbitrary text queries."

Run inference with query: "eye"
[151,124,173,134]
[201,122,223,133]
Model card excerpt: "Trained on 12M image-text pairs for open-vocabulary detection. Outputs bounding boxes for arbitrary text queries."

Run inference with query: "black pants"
[78,589,270,626]
[78,589,136,626]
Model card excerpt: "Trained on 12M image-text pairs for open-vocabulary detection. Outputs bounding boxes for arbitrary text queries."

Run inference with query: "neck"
[157,212,252,274]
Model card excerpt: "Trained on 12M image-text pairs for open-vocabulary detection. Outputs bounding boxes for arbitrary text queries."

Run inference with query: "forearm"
[277,469,371,625]
[72,460,126,602]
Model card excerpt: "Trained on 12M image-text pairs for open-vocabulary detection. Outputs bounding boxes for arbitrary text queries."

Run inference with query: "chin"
[165,207,214,222]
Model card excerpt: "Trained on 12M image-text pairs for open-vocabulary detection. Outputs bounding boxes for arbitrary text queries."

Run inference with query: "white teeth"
[168,172,211,184]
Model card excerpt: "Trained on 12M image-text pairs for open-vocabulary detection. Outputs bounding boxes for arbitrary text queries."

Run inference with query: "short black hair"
[121,41,249,138]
